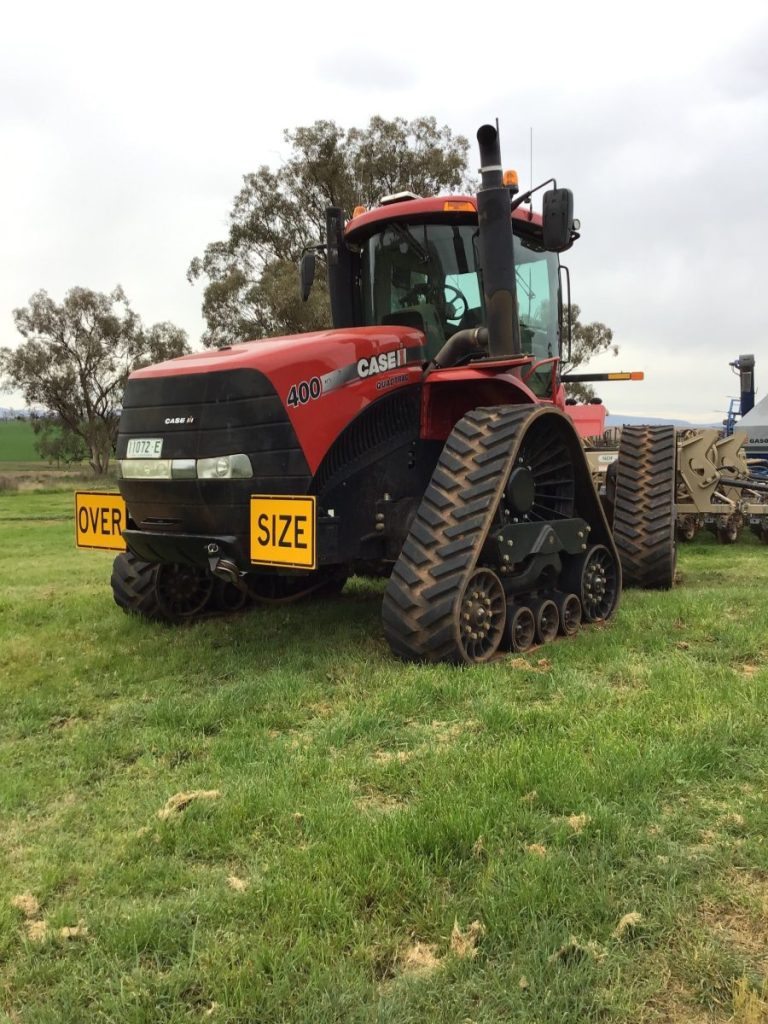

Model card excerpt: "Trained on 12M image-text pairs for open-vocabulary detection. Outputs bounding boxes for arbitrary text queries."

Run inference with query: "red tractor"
[111,124,674,664]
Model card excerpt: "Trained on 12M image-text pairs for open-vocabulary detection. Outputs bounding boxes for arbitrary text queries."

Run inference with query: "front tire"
[111,551,213,623]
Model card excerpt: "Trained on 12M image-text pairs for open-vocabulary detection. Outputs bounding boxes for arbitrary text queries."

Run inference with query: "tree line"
[0,116,615,475]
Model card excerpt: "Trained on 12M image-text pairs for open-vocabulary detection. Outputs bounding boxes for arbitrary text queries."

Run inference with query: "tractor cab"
[305,191,572,398]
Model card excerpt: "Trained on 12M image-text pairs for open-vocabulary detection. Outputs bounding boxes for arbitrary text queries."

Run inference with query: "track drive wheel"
[111,551,214,622]
[612,425,677,589]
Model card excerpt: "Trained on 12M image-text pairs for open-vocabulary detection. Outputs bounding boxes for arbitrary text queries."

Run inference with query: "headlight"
[196,454,253,479]
[117,454,253,480]
[119,459,172,479]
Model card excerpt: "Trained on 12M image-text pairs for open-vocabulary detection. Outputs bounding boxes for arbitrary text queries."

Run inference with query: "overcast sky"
[2,0,767,420]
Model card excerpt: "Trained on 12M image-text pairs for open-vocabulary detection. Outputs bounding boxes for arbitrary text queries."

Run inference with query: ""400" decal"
[286,376,322,408]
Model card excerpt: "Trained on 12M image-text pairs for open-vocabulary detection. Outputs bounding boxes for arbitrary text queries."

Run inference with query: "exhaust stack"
[476,124,522,357]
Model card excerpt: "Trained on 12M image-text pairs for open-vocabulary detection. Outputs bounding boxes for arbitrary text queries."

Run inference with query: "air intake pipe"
[476,124,522,357]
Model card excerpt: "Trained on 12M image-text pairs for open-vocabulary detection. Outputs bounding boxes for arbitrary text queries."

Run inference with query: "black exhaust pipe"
[476,124,522,357]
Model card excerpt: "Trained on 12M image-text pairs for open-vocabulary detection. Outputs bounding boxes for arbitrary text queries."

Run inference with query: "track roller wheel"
[506,605,536,652]
[563,544,619,623]
[555,593,582,636]
[457,568,506,664]
[530,597,559,643]
[613,425,676,589]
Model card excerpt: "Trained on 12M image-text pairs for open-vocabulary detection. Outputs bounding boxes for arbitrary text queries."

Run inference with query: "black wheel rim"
[580,546,618,622]
[458,569,506,663]
[559,593,582,636]
[536,600,559,643]
[508,605,535,651]
[502,417,576,523]
[156,564,213,618]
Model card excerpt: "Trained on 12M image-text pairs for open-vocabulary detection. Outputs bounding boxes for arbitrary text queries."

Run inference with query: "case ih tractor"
[110,123,676,664]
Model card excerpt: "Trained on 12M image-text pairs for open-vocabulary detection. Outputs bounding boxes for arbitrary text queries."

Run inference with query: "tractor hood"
[123,325,427,474]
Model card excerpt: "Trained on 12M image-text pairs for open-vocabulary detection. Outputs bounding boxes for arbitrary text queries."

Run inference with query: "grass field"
[0,420,41,462]
[1,487,767,1022]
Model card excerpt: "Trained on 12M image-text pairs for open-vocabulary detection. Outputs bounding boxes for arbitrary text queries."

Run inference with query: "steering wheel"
[401,282,469,321]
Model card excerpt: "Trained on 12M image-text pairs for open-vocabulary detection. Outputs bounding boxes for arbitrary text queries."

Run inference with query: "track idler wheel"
[555,592,582,636]
[563,544,619,623]
[457,568,506,664]
[529,597,559,643]
[506,604,536,652]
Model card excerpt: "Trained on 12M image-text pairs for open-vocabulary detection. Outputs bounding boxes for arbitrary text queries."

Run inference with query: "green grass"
[0,419,40,462]
[1,490,767,1022]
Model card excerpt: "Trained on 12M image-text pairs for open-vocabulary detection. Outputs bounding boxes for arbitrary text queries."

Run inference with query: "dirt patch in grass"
[739,664,760,679]
[701,870,768,960]
[372,750,412,765]
[612,911,643,939]
[226,875,249,893]
[156,790,221,819]
[400,941,441,976]
[449,919,485,959]
[355,791,406,814]
[526,843,548,857]
[11,892,39,918]
[646,979,727,1023]
[427,719,481,743]
[24,920,50,943]
[549,935,606,965]
[566,813,591,833]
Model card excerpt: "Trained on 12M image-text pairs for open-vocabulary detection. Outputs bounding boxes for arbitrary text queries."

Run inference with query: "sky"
[1,0,767,421]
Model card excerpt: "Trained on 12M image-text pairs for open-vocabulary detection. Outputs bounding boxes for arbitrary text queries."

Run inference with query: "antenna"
[529,126,533,193]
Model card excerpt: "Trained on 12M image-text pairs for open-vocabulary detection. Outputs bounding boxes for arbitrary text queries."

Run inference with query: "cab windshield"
[360,220,560,385]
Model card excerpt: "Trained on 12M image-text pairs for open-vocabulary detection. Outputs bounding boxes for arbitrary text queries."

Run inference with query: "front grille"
[117,368,311,539]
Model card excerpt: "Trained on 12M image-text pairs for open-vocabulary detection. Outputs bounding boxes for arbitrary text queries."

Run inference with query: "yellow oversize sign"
[75,492,127,551]
[250,495,316,569]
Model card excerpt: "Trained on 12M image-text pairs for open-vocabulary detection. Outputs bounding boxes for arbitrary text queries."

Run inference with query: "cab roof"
[345,194,543,237]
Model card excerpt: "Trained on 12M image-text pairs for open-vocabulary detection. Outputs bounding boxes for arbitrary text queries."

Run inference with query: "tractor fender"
[420,367,541,441]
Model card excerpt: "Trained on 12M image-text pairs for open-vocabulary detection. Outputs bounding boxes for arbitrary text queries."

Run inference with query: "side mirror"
[542,188,574,252]
[299,252,316,302]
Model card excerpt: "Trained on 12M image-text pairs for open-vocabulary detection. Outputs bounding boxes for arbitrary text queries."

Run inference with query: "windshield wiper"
[389,222,430,264]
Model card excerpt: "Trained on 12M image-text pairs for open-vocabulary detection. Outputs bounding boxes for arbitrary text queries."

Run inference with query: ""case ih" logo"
[357,349,406,378]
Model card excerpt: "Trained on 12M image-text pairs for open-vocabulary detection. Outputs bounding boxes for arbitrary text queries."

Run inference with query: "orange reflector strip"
[352,205,367,219]
[606,372,645,381]
[443,200,475,212]
[503,169,519,187]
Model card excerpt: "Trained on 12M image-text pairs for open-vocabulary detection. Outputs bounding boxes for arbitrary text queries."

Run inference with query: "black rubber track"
[612,425,677,589]
[381,404,617,664]
[382,406,533,663]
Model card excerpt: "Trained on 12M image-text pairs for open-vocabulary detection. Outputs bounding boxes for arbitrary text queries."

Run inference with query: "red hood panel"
[128,326,426,474]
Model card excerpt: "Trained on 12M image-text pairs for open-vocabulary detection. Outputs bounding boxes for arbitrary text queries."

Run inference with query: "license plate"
[127,438,163,458]
[249,495,316,569]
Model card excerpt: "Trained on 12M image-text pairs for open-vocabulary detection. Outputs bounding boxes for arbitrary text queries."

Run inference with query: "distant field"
[0,419,41,461]
[1,487,767,1022]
